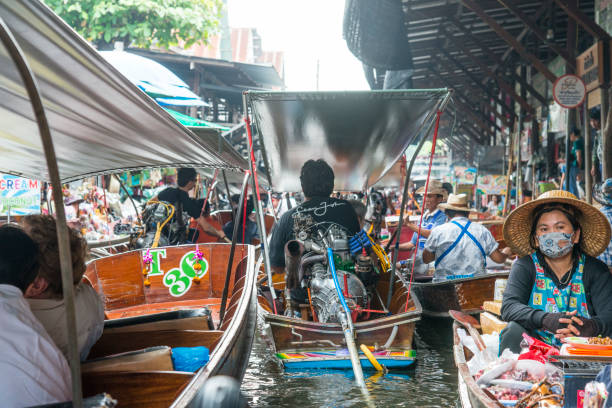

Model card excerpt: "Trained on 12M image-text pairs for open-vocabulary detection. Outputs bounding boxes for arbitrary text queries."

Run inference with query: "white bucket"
[494,279,507,302]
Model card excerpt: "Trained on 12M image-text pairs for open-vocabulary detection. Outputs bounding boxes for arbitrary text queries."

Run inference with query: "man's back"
[0,284,71,407]
[425,217,498,281]
[269,196,361,268]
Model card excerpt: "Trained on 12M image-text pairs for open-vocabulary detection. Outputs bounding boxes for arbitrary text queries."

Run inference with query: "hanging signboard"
[0,174,41,216]
[552,74,586,109]
[453,166,477,184]
[576,41,605,92]
[477,174,507,195]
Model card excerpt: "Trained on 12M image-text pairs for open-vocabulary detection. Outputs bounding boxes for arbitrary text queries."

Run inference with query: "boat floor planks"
[259,273,422,370]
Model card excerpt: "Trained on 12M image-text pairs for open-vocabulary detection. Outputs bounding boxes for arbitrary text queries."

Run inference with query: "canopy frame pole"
[221,170,232,209]
[113,174,142,226]
[243,92,277,312]
[385,113,442,310]
[0,16,82,407]
[218,171,250,328]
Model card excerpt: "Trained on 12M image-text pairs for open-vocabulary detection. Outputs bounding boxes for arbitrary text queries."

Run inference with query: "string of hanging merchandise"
[404,110,442,312]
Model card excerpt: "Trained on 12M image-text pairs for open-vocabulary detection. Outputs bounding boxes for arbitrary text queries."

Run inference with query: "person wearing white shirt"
[422,193,512,281]
[0,225,71,407]
[22,215,104,361]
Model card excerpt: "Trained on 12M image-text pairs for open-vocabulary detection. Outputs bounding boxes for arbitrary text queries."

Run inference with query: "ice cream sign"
[0,174,41,216]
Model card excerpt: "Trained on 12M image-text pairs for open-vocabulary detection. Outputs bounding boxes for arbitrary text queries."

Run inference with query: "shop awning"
[0,1,248,183]
[100,50,208,107]
[246,89,451,192]
[166,108,230,131]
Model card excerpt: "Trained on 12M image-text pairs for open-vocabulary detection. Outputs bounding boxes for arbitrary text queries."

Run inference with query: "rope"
[405,110,442,312]
[147,200,175,249]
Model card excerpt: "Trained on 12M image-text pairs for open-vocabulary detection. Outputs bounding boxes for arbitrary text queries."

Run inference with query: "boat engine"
[364,189,386,240]
[284,212,380,323]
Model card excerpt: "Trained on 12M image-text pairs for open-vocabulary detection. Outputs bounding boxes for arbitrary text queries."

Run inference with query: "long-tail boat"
[411,270,510,317]
[83,243,257,407]
[410,219,510,317]
[453,321,499,408]
[0,2,258,406]
[243,90,452,376]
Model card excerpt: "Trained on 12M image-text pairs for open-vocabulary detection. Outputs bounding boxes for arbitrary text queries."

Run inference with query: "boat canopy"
[0,1,249,183]
[246,89,451,192]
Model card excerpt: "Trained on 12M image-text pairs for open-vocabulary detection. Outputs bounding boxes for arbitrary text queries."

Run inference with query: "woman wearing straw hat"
[500,190,612,352]
[421,193,511,281]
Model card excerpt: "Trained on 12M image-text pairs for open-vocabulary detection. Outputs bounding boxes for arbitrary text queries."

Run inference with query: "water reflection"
[242,318,459,407]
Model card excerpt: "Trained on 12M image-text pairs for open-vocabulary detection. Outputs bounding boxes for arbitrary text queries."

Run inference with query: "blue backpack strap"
[435,221,470,267]
[463,226,487,267]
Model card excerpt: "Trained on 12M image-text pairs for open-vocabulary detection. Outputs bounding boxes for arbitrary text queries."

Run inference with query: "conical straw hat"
[503,190,611,257]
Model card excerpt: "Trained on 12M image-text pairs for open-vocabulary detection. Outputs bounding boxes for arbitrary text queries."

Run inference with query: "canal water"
[242,317,459,407]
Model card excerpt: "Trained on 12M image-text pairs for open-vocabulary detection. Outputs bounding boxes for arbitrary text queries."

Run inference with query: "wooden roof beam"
[445,17,547,105]
[495,0,575,68]
[439,27,534,113]
[427,71,496,142]
[552,0,611,41]
[461,0,557,83]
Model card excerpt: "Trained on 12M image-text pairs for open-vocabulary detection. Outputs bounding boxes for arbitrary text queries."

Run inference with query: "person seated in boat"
[269,159,361,307]
[421,193,511,281]
[0,225,72,407]
[398,180,448,254]
[154,168,229,244]
[22,214,104,361]
[223,196,259,244]
[500,190,612,353]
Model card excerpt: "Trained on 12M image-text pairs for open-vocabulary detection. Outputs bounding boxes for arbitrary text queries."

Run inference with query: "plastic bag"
[457,328,500,375]
[172,346,210,372]
[518,333,560,364]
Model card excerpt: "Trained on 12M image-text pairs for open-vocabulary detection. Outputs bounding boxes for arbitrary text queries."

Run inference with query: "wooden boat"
[244,90,452,374]
[453,321,500,408]
[82,243,257,407]
[259,272,422,370]
[411,270,510,317]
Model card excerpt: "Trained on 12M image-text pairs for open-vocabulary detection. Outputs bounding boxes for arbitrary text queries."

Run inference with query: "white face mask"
[537,232,575,258]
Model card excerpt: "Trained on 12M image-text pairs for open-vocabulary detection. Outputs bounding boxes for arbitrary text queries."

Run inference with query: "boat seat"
[104,308,214,331]
[82,346,173,373]
[88,329,224,359]
[104,298,222,321]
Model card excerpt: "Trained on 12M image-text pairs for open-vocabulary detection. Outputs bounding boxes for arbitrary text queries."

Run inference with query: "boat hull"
[84,244,258,408]
[453,322,500,408]
[411,271,509,317]
[259,279,422,370]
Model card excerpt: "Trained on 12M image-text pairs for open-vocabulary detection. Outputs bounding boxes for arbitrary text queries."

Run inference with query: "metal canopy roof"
[0,1,249,183]
[247,89,451,192]
[344,0,599,162]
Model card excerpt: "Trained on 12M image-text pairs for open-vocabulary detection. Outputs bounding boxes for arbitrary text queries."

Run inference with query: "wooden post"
[584,104,593,203]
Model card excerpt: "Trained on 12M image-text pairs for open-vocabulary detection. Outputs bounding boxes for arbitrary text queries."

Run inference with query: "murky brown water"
[242,316,459,407]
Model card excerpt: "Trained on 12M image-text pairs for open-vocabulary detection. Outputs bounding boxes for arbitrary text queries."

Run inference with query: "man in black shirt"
[269,160,361,275]
[156,168,229,244]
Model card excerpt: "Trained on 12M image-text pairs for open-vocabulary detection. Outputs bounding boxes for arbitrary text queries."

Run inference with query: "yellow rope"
[146,200,175,249]
[365,232,391,272]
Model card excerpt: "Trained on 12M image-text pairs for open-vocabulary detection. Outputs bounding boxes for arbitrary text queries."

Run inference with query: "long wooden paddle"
[449,309,486,352]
